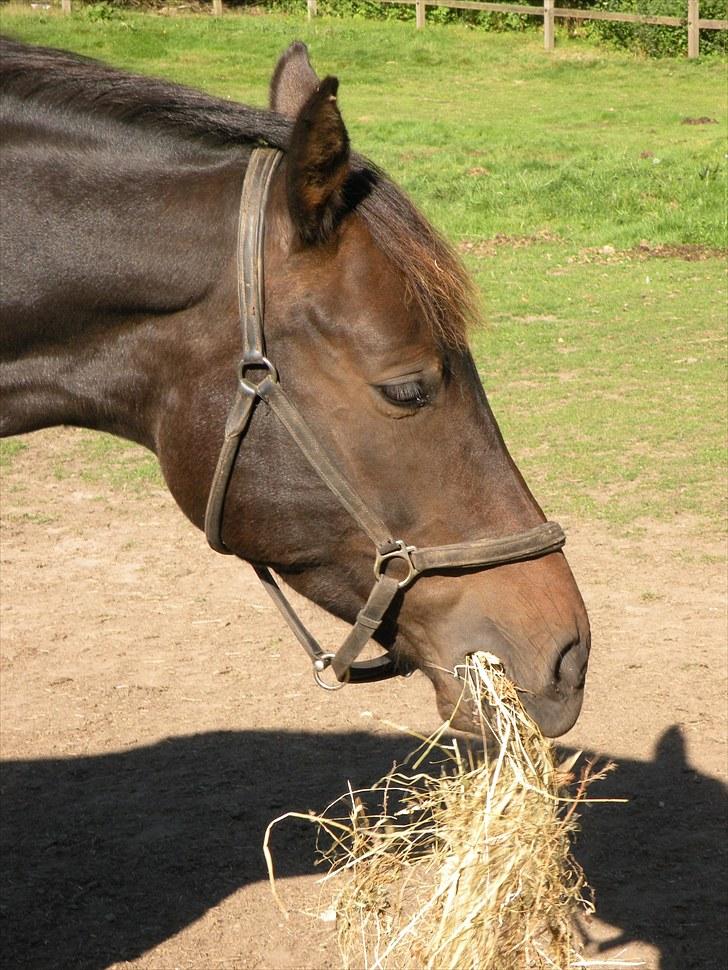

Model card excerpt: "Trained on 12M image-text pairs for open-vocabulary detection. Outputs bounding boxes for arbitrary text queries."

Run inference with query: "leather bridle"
[204,148,566,689]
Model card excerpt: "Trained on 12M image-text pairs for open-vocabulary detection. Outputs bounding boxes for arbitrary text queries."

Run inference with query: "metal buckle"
[238,354,278,394]
[374,539,419,589]
[312,652,346,691]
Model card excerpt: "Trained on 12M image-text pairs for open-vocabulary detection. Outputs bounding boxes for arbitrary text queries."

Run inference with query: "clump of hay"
[265,652,613,969]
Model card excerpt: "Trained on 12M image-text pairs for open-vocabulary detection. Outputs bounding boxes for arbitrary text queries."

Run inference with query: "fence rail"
[48,0,728,58]
[380,0,728,56]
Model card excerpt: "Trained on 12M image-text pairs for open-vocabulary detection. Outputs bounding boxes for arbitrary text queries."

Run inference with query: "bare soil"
[568,243,728,265]
[1,428,726,970]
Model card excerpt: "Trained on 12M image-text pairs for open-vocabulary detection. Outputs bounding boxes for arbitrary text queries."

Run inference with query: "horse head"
[195,44,590,737]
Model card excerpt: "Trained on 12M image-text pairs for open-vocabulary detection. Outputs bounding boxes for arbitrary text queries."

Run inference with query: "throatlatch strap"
[238,148,282,358]
[253,564,326,664]
[204,148,281,555]
[205,390,257,554]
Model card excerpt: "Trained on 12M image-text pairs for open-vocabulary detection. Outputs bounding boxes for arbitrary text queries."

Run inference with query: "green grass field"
[1,7,726,530]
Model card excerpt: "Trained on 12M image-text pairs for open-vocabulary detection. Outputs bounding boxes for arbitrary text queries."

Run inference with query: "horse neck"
[0,110,245,451]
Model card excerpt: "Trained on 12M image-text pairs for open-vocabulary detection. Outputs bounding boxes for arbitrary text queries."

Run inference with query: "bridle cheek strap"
[204,148,566,689]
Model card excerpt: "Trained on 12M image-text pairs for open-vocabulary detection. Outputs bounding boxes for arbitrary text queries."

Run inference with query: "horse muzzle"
[420,606,591,739]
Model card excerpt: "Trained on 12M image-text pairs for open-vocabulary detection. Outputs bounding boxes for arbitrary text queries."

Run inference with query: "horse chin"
[518,688,584,738]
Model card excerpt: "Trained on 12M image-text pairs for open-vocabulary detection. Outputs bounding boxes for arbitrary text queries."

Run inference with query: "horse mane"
[0,36,476,347]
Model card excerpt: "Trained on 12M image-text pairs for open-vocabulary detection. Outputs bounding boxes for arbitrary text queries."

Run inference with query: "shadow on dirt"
[568,725,727,970]
[1,725,725,969]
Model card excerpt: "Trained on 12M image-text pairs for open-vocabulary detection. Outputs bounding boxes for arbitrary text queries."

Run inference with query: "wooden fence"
[50,0,728,59]
[379,0,727,56]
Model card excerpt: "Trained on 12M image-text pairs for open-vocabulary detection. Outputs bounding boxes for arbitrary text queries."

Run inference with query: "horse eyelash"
[380,381,428,407]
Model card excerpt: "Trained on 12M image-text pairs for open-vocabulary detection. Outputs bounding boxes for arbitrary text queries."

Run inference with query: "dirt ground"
[1,428,726,970]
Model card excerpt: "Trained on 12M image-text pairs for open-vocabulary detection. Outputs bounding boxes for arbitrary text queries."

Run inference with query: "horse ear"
[286,75,351,245]
[269,41,320,119]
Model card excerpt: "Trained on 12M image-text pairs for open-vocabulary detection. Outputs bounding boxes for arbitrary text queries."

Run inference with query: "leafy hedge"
[584,0,727,57]
[70,0,728,57]
[266,0,727,56]
[270,0,541,32]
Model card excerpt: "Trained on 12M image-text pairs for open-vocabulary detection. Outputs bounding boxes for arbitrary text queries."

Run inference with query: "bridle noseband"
[204,148,566,689]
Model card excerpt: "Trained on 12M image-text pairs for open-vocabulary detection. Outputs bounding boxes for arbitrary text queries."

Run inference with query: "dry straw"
[265,652,615,969]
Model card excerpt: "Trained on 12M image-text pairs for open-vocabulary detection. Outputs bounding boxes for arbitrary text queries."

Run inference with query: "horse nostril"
[554,637,589,692]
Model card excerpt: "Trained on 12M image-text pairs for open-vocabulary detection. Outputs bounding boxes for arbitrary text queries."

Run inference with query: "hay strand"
[265,652,618,969]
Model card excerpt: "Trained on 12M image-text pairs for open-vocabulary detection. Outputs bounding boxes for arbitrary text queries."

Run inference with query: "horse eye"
[379,381,428,408]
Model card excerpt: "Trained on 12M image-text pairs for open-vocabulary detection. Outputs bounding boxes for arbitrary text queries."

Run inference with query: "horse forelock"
[357,172,478,350]
[0,36,477,349]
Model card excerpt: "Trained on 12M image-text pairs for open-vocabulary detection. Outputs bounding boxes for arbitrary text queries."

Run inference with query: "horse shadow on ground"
[1,724,725,969]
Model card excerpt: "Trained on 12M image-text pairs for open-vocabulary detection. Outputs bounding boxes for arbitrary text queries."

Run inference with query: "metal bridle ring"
[313,653,346,691]
[238,355,278,388]
[373,539,419,589]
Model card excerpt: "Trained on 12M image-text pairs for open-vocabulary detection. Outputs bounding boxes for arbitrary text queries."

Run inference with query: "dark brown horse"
[0,38,590,736]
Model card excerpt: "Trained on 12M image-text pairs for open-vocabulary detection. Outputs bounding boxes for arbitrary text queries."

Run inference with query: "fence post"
[544,0,555,50]
[61,0,71,12]
[416,0,426,29]
[307,0,317,19]
[212,0,223,15]
[687,0,699,57]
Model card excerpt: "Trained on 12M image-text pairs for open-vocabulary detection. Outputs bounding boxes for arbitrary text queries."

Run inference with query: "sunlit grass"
[469,248,726,525]
[68,433,163,492]
[1,7,725,528]
[0,440,28,469]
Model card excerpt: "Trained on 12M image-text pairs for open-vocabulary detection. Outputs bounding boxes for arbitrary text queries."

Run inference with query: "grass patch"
[471,247,727,525]
[44,431,162,493]
[1,9,725,527]
[0,440,28,469]
[4,510,57,526]
[74,433,163,493]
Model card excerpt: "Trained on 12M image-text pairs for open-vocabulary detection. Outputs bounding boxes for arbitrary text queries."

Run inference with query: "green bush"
[268,0,411,20]
[269,0,541,31]
[585,0,727,56]
[270,0,727,55]
[67,0,728,57]
[82,0,120,19]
